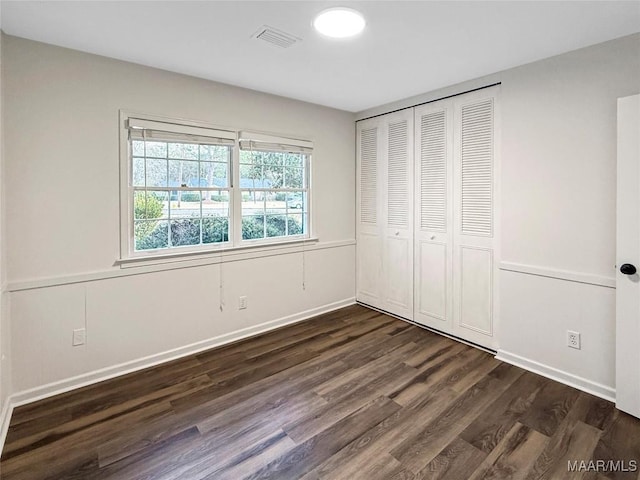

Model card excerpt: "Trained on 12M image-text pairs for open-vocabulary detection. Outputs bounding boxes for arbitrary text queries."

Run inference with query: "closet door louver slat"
[420,111,447,232]
[360,127,378,225]
[387,121,409,228]
[461,99,493,237]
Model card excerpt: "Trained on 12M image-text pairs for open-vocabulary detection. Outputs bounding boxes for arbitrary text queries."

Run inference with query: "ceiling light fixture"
[313,8,366,39]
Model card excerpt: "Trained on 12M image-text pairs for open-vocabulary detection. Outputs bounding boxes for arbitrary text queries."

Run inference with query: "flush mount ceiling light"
[313,8,366,38]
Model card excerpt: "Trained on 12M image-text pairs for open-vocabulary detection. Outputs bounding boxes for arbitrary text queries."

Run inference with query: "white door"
[356,118,383,308]
[412,87,499,350]
[414,103,454,330]
[382,110,414,319]
[451,89,500,350]
[616,93,640,418]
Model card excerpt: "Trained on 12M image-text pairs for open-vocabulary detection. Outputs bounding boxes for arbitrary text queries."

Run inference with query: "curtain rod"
[356,82,502,122]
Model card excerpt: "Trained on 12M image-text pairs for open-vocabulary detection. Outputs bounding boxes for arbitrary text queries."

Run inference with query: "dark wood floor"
[1,305,639,480]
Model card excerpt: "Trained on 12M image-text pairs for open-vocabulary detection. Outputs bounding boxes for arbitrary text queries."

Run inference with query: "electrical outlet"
[239,296,248,310]
[73,328,86,346]
[567,330,581,350]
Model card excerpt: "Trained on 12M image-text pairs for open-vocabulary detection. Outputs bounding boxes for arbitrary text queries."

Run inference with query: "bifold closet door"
[356,111,414,319]
[356,119,383,308]
[452,89,499,350]
[357,88,496,346]
[382,110,414,319]
[414,104,453,331]
[414,87,499,350]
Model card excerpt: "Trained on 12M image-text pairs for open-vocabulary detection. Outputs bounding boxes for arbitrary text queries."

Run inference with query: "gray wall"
[2,35,356,400]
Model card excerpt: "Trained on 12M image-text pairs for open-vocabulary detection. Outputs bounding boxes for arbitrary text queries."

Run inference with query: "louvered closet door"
[452,90,499,350]
[382,110,414,319]
[356,118,384,308]
[414,104,453,330]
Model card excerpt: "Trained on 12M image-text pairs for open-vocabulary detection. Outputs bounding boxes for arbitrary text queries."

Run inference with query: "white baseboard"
[0,297,356,453]
[495,349,616,402]
[0,399,13,456]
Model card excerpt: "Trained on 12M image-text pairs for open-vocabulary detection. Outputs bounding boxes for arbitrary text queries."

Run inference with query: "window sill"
[116,237,320,269]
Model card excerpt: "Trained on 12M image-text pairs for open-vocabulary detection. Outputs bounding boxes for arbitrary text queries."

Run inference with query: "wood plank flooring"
[1,305,639,479]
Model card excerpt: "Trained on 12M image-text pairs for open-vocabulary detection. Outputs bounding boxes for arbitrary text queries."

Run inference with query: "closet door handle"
[395,230,400,236]
[620,263,637,275]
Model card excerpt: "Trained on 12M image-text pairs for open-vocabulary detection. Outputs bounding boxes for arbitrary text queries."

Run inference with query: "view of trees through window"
[239,148,307,241]
[131,138,308,252]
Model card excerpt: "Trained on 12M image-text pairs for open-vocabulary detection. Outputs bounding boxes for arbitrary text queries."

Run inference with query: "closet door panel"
[358,232,382,300]
[452,90,499,350]
[386,235,411,310]
[356,120,383,308]
[459,246,493,335]
[383,111,414,319]
[414,105,453,328]
[417,240,447,322]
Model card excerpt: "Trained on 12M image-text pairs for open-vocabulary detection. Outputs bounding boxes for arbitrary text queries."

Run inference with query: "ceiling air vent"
[252,25,301,48]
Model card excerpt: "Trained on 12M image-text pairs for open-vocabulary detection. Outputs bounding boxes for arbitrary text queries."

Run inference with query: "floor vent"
[253,25,301,48]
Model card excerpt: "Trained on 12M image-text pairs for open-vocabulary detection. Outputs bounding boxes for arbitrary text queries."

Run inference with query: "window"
[121,115,312,259]
[239,133,310,242]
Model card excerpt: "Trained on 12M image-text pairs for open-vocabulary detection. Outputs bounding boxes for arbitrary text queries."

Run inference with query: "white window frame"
[119,111,313,262]
[236,132,312,247]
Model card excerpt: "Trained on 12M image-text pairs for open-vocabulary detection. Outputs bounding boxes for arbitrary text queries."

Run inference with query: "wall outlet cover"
[567,330,581,350]
[73,328,86,346]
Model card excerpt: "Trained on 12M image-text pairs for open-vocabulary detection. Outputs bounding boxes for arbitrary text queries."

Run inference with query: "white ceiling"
[2,1,639,112]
